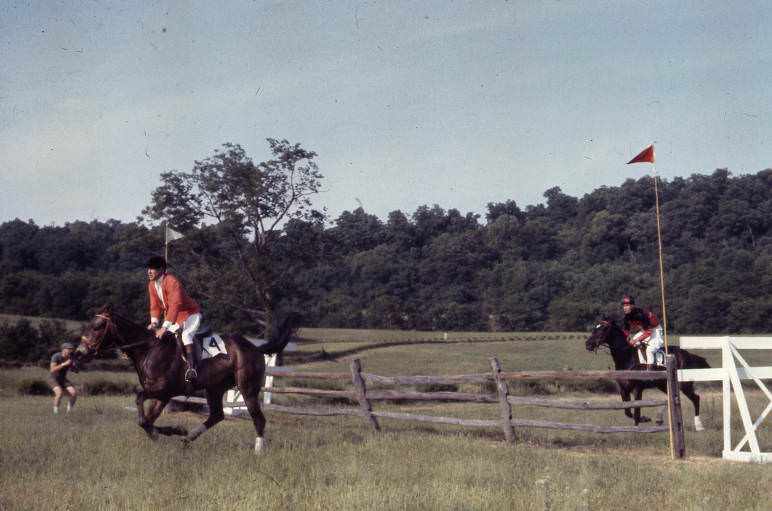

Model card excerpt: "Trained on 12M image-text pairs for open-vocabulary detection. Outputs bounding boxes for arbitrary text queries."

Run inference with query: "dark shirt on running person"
[49,351,73,388]
[622,307,660,341]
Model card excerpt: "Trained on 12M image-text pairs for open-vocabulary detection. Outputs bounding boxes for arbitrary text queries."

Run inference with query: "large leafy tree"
[142,139,325,330]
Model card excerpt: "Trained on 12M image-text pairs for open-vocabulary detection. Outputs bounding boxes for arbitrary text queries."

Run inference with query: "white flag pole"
[651,161,669,354]
[629,144,675,458]
[651,161,677,459]
[164,219,169,262]
[163,220,185,262]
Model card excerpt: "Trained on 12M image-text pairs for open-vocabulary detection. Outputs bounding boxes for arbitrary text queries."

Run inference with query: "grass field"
[0,313,86,333]
[1,326,771,510]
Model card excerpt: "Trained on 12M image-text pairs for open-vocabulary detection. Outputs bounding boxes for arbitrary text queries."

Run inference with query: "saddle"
[176,325,227,361]
[194,325,213,341]
[173,325,211,347]
[193,325,212,346]
[193,326,229,360]
[178,325,212,352]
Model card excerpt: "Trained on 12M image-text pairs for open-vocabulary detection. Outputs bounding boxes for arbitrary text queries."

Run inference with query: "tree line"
[1,168,770,343]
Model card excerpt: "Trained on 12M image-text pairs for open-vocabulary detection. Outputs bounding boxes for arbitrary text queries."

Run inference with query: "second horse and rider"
[620,295,665,370]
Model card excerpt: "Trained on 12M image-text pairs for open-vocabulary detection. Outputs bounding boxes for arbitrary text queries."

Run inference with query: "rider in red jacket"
[146,256,202,382]
[621,295,664,370]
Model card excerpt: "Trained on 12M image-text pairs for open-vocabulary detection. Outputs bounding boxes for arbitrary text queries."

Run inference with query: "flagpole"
[163,220,185,263]
[164,219,169,263]
[652,161,682,461]
[652,163,668,354]
[652,164,676,459]
[649,160,677,459]
[629,144,675,458]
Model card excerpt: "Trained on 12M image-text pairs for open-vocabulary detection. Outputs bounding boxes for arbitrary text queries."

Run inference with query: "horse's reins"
[81,313,155,354]
[593,319,642,359]
[588,320,613,355]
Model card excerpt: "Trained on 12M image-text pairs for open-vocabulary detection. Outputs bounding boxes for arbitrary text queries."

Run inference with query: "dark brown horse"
[73,304,299,453]
[585,318,709,430]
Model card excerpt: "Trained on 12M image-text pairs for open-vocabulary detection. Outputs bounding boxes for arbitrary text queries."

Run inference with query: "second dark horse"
[585,319,709,430]
[75,304,300,453]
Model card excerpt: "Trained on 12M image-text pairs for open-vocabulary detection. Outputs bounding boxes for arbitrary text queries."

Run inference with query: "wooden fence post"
[666,354,685,458]
[350,359,380,431]
[490,358,516,442]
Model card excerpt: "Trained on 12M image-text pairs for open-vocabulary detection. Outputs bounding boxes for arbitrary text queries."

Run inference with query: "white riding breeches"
[172,313,202,346]
[644,325,664,364]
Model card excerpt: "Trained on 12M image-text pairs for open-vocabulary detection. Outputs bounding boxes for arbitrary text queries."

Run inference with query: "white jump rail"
[678,336,772,463]
[223,338,296,416]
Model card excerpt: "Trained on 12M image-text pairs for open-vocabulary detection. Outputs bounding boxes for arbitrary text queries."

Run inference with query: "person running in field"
[50,342,77,414]
[620,295,664,370]
[146,256,202,382]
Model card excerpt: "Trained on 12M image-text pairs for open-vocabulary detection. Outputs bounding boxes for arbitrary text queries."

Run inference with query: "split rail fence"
[173,355,685,458]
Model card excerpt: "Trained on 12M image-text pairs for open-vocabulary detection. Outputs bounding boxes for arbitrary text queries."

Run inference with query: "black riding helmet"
[146,256,167,270]
[621,296,635,305]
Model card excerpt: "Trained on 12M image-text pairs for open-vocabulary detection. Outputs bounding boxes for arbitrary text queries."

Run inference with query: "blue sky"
[2,0,771,227]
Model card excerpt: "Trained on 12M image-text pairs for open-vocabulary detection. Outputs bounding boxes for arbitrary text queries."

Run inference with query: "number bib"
[200,334,228,359]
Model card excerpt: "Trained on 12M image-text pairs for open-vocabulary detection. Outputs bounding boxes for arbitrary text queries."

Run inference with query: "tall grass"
[1,395,770,510]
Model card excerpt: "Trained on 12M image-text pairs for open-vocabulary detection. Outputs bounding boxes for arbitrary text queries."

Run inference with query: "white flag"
[166,222,184,242]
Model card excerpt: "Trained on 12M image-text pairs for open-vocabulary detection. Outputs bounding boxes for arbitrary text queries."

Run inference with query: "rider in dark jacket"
[621,296,664,370]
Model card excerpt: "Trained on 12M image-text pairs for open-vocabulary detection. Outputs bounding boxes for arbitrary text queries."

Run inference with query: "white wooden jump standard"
[678,336,772,463]
[223,338,296,416]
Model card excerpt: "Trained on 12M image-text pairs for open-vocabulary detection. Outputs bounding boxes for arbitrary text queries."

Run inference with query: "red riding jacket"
[148,274,200,327]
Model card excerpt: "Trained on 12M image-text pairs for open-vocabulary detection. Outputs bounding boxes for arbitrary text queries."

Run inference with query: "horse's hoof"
[639,416,651,423]
[181,438,192,449]
[147,429,159,441]
[655,418,664,425]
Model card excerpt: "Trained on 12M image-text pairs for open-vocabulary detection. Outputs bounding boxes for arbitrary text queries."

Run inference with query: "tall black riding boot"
[184,344,199,383]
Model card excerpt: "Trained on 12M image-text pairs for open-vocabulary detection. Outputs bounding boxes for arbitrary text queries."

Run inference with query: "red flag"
[627,144,655,164]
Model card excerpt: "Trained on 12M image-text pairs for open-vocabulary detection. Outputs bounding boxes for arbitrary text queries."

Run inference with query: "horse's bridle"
[81,313,152,354]
[586,320,612,352]
[80,313,115,354]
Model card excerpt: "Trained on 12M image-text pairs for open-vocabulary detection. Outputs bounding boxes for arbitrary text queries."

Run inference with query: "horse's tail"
[254,312,302,355]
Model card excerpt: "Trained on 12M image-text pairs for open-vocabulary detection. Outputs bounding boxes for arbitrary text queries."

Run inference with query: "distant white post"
[263,353,278,404]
